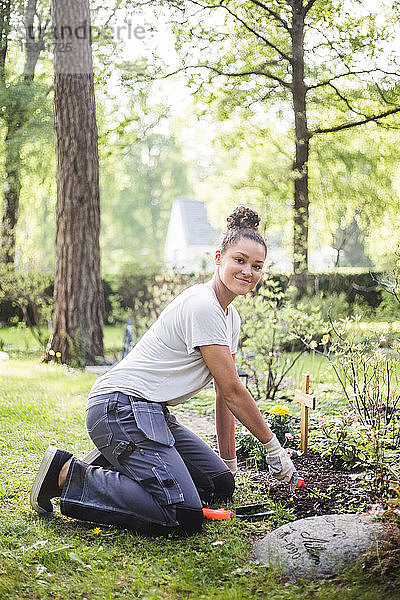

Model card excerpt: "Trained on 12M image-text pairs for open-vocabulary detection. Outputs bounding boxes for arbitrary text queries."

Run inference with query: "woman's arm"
[201,344,297,485]
[215,377,236,460]
[201,344,273,443]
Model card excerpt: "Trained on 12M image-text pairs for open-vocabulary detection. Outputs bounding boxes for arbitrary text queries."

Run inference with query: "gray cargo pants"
[60,392,235,536]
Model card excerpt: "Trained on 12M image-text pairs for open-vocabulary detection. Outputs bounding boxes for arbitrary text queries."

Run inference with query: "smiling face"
[215,237,266,296]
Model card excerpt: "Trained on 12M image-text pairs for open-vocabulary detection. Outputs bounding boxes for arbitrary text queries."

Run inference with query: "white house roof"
[176,197,219,246]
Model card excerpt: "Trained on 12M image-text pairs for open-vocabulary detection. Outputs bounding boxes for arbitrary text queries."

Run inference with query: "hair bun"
[226,206,260,231]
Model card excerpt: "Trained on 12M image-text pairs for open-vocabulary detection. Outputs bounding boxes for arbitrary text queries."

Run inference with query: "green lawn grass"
[0,325,125,361]
[0,326,399,599]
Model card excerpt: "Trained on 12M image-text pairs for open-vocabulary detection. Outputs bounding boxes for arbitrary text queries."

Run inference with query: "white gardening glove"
[222,457,238,477]
[263,434,295,485]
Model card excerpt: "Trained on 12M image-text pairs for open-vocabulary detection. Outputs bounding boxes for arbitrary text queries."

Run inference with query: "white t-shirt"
[88,282,241,406]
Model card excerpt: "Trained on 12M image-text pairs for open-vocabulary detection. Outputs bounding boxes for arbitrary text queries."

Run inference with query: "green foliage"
[314,410,370,470]
[165,0,400,281]
[302,317,400,498]
[98,87,192,273]
[235,425,267,470]
[0,264,52,347]
[265,404,297,447]
[104,266,212,341]
[295,291,352,321]
[373,247,400,313]
[236,403,297,470]
[235,279,327,401]
[310,126,400,269]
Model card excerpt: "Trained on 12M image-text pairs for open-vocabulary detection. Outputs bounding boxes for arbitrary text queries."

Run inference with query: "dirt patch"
[238,450,374,519]
[173,407,374,520]
[171,408,216,439]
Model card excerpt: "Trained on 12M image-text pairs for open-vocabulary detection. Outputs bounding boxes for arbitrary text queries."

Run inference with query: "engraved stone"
[253,513,383,579]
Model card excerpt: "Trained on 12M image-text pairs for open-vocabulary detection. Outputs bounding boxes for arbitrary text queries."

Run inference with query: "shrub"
[235,279,327,401]
[298,317,400,498]
[293,290,351,321]
[236,404,297,470]
[0,264,52,347]
[263,404,298,446]
[314,410,369,470]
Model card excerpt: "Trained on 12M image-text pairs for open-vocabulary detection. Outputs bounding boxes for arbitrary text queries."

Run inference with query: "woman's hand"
[222,457,238,476]
[263,434,295,483]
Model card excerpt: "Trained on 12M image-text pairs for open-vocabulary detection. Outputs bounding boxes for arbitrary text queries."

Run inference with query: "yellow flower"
[270,405,290,417]
[56,352,62,358]
[92,527,101,535]
[309,340,318,349]
[48,349,55,356]
[321,334,330,345]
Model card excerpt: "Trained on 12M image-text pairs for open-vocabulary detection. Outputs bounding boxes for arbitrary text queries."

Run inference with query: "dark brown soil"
[237,450,374,520]
[174,409,375,520]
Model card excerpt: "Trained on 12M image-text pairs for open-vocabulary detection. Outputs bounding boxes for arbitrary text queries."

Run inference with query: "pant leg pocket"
[85,396,114,450]
[113,439,185,507]
[129,399,175,447]
[142,454,185,506]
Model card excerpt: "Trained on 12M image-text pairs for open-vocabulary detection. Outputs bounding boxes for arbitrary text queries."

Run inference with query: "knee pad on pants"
[175,505,203,535]
[212,471,235,500]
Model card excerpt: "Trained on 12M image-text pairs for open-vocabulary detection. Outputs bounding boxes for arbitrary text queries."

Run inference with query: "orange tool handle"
[202,508,235,520]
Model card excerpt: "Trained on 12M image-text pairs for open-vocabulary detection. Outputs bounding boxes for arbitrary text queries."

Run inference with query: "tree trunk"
[291,2,310,297]
[0,1,11,79]
[1,0,47,264]
[24,0,47,81]
[45,0,104,365]
[2,115,21,263]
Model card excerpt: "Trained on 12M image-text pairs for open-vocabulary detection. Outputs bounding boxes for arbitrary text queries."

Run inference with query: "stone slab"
[0,351,9,361]
[253,513,383,580]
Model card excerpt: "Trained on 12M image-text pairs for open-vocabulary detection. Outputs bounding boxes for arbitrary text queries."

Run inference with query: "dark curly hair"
[220,206,267,256]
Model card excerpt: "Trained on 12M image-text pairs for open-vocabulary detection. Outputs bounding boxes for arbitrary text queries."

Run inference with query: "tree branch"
[307,68,400,91]
[313,107,400,136]
[186,0,292,63]
[219,2,292,63]
[140,62,292,89]
[247,0,291,33]
[373,81,398,107]
[304,0,318,15]
[326,82,368,118]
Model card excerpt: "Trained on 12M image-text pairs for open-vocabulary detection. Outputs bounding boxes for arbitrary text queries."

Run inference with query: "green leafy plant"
[236,279,327,402]
[235,426,267,470]
[236,404,297,470]
[315,410,369,470]
[295,316,400,498]
[263,404,297,447]
[0,264,52,348]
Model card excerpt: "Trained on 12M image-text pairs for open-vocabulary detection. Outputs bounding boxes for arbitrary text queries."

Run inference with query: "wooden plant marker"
[294,374,316,454]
